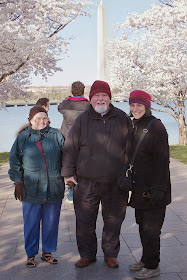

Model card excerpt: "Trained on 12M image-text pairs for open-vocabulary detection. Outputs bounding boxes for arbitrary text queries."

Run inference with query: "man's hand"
[14,181,25,202]
[65,177,78,188]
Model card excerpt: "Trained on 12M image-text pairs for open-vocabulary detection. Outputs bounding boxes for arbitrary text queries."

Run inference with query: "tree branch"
[152,107,178,121]
[0,56,29,82]
[159,0,174,8]
[12,14,20,21]
[48,14,79,38]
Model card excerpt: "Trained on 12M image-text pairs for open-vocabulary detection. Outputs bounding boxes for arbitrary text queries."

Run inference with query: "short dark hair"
[36,98,49,107]
[129,106,152,117]
[71,81,85,96]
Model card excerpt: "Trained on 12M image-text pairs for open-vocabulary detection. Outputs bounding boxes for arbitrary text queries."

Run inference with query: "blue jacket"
[9,126,65,204]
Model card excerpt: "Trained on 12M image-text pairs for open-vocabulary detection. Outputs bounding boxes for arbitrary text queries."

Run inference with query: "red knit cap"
[89,80,112,100]
[29,106,48,121]
[129,90,151,108]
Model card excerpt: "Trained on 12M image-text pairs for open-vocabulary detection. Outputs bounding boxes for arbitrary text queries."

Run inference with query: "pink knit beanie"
[129,90,151,108]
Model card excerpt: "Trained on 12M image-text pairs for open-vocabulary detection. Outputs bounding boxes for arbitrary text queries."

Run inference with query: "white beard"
[94,102,108,114]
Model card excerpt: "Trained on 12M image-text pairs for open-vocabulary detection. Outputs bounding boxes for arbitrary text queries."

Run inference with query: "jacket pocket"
[23,169,39,197]
[49,175,65,197]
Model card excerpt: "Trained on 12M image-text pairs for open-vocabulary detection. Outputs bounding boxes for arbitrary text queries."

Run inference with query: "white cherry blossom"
[0,0,94,104]
[109,0,187,144]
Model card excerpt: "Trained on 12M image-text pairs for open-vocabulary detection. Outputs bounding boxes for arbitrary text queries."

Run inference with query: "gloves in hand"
[151,190,164,206]
[14,181,25,202]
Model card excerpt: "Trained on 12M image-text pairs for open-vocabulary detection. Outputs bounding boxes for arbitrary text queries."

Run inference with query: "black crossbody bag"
[118,118,157,192]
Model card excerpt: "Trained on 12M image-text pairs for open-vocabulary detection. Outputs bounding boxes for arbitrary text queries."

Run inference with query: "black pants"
[135,207,166,269]
[73,177,128,258]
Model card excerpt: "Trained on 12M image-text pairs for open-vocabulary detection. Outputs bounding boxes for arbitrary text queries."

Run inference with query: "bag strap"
[130,118,157,165]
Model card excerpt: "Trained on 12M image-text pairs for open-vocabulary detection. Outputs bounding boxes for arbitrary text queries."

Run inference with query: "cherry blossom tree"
[0,0,93,106]
[109,0,187,145]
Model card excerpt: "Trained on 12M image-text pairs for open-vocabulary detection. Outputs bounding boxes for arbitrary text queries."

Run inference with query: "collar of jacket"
[132,115,156,135]
[28,125,50,135]
[89,104,116,120]
[66,96,89,102]
[132,114,147,126]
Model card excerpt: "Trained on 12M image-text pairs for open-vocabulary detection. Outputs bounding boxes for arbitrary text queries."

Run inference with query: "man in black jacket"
[61,80,132,268]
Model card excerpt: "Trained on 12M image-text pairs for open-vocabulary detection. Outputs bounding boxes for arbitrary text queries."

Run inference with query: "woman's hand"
[14,181,25,201]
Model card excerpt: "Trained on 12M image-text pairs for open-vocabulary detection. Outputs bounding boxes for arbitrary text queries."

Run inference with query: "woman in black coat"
[128,90,171,280]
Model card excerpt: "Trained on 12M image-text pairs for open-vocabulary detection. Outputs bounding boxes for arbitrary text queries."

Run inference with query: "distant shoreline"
[5,101,62,107]
[4,100,126,108]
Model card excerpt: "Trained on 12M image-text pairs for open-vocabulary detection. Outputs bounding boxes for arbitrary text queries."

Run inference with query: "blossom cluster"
[109,0,187,143]
[0,0,93,103]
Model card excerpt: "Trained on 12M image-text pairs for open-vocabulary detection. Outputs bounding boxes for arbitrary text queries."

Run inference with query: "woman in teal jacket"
[9,106,65,268]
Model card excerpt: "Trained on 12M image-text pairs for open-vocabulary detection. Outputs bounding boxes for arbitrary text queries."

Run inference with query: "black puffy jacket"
[61,104,132,182]
[129,114,171,209]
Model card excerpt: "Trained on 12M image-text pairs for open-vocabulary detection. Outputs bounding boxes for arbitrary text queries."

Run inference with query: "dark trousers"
[135,207,166,269]
[73,177,128,258]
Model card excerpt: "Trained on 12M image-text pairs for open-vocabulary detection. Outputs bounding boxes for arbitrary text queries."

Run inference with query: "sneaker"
[66,198,73,204]
[129,261,144,271]
[134,267,160,279]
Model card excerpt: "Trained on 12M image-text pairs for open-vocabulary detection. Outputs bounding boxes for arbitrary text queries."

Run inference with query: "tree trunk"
[178,101,187,145]
[178,118,187,145]
[152,103,187,145]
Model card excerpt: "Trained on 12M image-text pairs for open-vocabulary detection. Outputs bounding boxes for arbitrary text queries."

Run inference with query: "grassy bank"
[0,145,187,166]
[169,145,187,165]
[0,152,9,166]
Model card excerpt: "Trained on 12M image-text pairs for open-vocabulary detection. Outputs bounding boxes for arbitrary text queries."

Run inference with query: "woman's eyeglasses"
[34,117,49,123]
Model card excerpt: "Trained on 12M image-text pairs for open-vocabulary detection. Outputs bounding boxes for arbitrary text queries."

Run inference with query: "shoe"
[26,256,36,268]
[129,261,144,271]
[104,257,119,268]
[66,198,73,204]
[41,253,58,264]
[134,267,160,279]
[75,257,97,268]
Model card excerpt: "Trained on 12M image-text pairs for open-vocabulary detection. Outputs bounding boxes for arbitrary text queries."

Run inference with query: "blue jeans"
[22,201,62,257]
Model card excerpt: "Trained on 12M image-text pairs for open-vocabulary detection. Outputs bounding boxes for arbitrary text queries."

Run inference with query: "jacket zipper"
[103,120,107,178]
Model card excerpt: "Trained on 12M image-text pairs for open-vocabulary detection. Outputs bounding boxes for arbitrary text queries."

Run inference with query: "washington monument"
[97,0,109,81]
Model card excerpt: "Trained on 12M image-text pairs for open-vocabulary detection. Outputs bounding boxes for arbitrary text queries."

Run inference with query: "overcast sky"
[30,0,160,87]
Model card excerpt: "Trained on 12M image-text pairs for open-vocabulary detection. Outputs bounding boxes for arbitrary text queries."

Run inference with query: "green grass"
[0,152,9,166]
[170,145,187,165]
[0,145,186,166]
